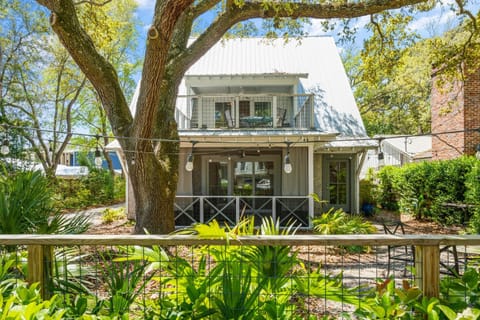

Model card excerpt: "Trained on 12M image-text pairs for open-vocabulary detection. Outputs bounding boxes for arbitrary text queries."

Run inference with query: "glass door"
[323,159,350,212]
[208,161,229,195]
[233,161,274,196]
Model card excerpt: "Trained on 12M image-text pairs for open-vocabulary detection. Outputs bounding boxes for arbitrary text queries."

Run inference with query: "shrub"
[375,157,479,226]
[102,207,126,224]
[312,208,376,253]
[375,166,401,211]
[0,170,90,235]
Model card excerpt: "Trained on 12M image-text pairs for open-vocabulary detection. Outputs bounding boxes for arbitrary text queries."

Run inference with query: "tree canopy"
[1,0,139,176]
[30,0,480,233]
[344,8,479,136]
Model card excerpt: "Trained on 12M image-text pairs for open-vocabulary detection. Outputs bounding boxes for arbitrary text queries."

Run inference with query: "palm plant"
[100,257,153,317]
[0,170,91,235]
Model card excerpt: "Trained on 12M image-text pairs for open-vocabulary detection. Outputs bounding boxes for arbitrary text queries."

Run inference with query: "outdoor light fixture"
[0,139,9,156]
[284,141,292,174]
[94,135,102,168]
[476,144,480,160]
[378,139,385,167]
[94,147,102,168]
[185,141,197,172]
[378,151,385,167]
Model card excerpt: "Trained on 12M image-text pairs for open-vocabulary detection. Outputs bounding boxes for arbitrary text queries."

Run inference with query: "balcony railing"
[174,195,311,227]
[175,93,314,130]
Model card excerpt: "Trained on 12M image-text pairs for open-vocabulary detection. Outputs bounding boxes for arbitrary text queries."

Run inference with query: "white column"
[308,144,314,227]
[272,96,278,128]
[235,96,240,128]
[198,98,203,128]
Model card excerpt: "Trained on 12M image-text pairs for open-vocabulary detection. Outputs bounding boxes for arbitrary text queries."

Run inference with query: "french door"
[323,158,351,212]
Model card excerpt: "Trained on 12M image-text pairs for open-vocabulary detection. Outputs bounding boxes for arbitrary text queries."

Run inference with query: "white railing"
[175,93,315,130]
[174,195,312,227]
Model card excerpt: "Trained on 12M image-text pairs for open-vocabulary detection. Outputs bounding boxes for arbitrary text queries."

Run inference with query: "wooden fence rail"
[1,234,480,299]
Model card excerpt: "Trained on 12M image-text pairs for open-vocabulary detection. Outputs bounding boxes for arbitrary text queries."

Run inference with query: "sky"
[132,0,478,52]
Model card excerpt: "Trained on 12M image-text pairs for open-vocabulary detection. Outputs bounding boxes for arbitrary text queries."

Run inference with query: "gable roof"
[127,37,367,140]
[183,37,366,137]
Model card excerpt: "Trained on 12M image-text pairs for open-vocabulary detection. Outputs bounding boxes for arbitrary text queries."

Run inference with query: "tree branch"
[176,0,428,75]
[73,0,112,6]
[191,0,219,19]
[35,0,132,141]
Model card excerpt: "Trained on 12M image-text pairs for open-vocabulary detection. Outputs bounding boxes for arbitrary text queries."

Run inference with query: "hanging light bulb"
[284,153,292,174]
[185,153,194,171]
[476,144,480,160]
[283,141,292,174]
[94,147,102,168]
[0,139,9,156]
[94,135,102,168]
[185,141,197,172]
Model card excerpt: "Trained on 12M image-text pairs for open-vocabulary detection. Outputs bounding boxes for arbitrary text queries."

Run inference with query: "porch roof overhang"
[314,137,379,153]
[178,129,338,148]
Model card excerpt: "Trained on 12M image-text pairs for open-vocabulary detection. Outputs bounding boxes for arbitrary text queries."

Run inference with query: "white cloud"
[409,9,457,37]
[306,19,330,36]
[135,0,155,10]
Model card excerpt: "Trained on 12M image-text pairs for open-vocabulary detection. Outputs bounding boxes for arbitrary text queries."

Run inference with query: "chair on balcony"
[276,108,289,127]
[224,109,234,128]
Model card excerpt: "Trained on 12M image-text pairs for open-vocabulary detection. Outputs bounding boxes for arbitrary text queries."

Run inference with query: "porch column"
[308,144,314,227]
[235,96,240,128]
[198,98,203,128]
[272,96,278,128]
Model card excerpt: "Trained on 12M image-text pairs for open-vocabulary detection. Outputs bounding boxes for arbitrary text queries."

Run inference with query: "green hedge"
[375,157,479,226]
[53,170,125,210]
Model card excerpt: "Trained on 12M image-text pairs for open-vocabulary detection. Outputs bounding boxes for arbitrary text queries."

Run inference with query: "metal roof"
[182,37,366,138]
[381,135,432,155]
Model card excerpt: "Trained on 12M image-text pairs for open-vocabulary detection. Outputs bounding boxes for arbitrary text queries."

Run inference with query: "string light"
[0,139,9,156]
[185,141,197,172]
[284,141,292,174]
[1,123,480,158]
[1,125,9,156]
[94,135,102,169]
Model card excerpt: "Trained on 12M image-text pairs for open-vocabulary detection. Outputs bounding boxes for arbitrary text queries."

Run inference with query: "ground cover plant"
[2,233,480,318]
[0,170,91,235]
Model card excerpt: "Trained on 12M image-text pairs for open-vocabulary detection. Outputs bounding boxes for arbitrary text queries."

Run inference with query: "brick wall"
[464,68,480,156]
[431,67,480,160]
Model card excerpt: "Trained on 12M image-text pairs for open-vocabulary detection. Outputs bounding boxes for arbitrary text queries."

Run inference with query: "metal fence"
[1,234,480,319]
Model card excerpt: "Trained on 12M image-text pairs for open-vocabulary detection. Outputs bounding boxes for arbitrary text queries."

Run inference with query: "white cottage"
[112,37,375,228]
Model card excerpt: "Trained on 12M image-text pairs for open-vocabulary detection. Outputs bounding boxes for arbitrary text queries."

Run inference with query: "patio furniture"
[239,116,272,127]
[224,109,234,128]
[276,108,289,127]
[383,220,463,277]
[382,220,414,277]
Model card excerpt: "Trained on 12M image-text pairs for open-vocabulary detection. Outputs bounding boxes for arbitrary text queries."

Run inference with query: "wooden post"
[415,245,440,298]
[27,245,53,299]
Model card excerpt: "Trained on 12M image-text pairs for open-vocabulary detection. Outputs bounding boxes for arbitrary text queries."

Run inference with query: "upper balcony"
[175,93,314,130]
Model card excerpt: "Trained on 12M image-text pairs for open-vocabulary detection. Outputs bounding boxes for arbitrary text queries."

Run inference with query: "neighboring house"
[431,66,480,160]
[60,149,123,172]
[109,37,375,227]
[360,135,432,178]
